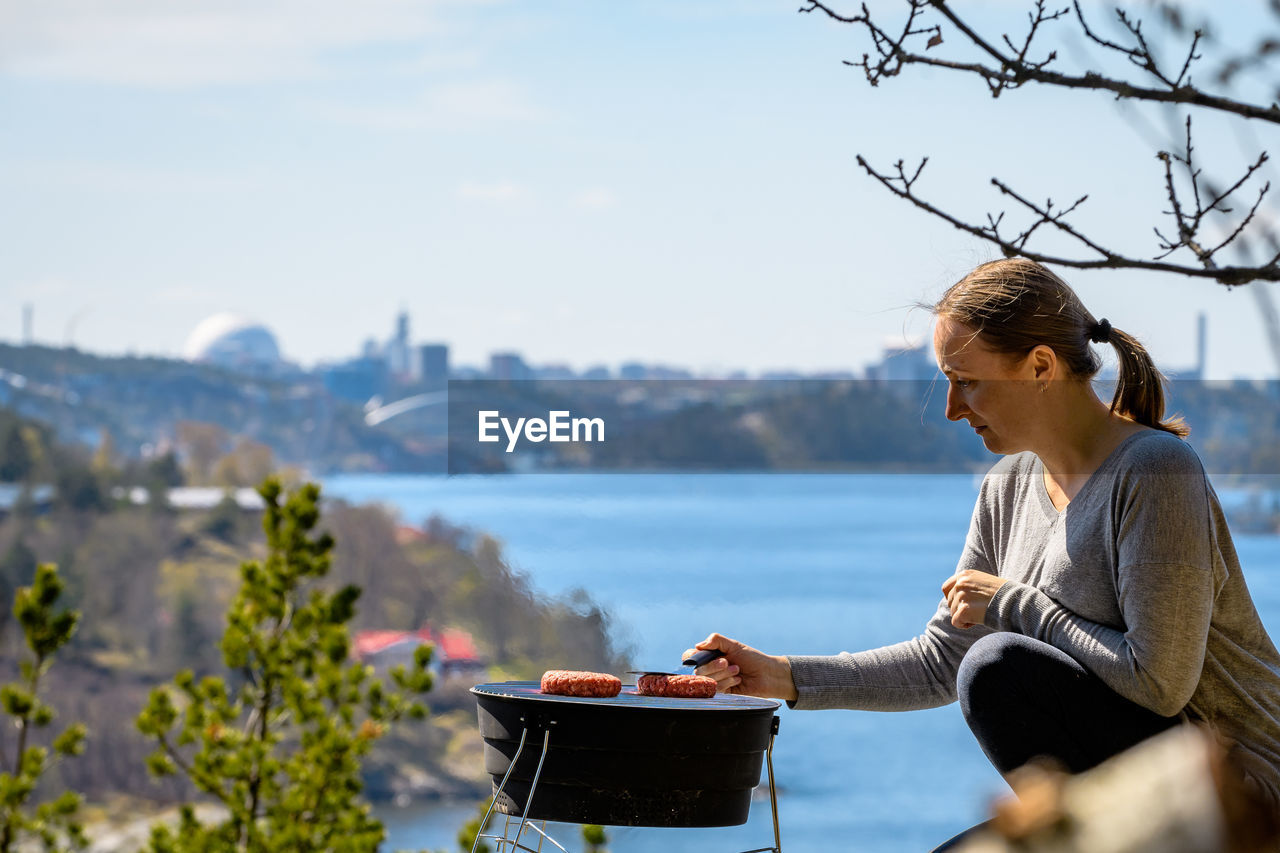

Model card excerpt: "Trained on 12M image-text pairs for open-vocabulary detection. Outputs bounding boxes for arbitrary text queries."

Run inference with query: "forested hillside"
[0,344,435,474]
[0,445,626,805]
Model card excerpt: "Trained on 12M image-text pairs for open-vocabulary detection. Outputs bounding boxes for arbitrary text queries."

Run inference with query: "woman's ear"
[1028,345,1057,382]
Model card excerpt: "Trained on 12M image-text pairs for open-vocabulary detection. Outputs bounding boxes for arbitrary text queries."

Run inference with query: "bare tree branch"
[799,0,1280,121]
[1209,184,1270,258]
[801,0,1280,286]
[855,155,1280,284]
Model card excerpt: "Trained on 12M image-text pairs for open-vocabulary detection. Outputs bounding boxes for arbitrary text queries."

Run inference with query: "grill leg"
[472,727,528,853]
[740,716,784,853]
[766,730,782,853]
[509,727,554,853]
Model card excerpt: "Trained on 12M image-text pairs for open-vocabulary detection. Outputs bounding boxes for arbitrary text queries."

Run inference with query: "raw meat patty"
[636,673,717,699]
[540,670,622,698]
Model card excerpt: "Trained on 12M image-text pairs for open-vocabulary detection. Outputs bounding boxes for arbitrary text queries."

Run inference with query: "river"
[322,472,1280,853]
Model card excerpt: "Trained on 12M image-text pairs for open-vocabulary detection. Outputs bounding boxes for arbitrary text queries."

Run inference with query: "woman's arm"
[778,476,1008,711]
[686,602,992,711]
[692,530,998,710]
[985,562,1214,716]
[785,599,990,710]
[985,442,1224,717]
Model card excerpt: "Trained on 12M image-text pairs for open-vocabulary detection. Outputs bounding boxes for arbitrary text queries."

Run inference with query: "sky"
[2,0,1278,379]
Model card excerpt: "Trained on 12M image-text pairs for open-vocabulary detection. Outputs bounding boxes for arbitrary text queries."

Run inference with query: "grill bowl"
[472,681,780,827]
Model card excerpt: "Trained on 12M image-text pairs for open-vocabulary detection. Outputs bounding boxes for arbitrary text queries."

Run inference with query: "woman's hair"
[933,257,1188,438]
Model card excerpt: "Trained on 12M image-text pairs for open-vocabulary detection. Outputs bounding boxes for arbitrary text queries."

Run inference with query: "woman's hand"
[682,633,798,702]
[942,569,1008,629]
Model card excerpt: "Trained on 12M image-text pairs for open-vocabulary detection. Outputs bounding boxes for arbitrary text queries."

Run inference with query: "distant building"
[113,486,265,511]
[183,313,283,372]
[320,357,388,403]
[490,352,532,381]
[617,362,692,380]
[865,341,937,383]
[386,311,412,380]
[352,625,484,677]
[451,365,486,380]
[1196,312,1207,380]
[418,344,449,389]
[534,364,577,380]
[1161,312,1208,381]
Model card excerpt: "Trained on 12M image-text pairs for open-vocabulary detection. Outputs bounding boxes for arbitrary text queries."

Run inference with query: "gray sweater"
[787,430,1280,803]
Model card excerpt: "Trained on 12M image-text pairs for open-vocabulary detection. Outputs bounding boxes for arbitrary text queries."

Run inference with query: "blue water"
[322,473,1280,853]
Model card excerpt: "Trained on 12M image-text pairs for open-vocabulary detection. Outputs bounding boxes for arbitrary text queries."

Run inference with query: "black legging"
[931,632,1182,851]
[958,632,1181,774]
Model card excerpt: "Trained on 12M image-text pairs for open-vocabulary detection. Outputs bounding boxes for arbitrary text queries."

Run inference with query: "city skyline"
[37,301,910,380]
[113,301,1214,385]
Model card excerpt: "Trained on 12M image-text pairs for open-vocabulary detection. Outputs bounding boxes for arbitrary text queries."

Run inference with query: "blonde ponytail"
[1106,326,1188,438]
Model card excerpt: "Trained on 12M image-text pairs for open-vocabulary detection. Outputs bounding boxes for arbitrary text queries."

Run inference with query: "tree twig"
[855,155,1280,283]
[802,1,1280,285]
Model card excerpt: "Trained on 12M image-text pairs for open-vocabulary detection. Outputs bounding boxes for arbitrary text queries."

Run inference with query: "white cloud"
[1,160,267,195]
[571,187,618,210]
[10,277,74,300]
[428,80,543,122]
[303,78,544,130]
[0,0,476,87]
[149,285,218,306]
[394,47,484,75]
[494,309,528,329]
[457,181,527,204]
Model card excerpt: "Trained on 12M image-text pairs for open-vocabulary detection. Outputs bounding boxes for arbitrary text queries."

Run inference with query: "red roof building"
[353,624,484,677]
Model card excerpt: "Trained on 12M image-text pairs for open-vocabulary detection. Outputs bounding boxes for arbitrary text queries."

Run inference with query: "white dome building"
[183,313,282,370]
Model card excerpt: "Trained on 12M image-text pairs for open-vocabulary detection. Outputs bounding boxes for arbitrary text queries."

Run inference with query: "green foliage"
[0,539,37,588]
[454,798,492,853]
[0,539,38,636]
[0,420,34,483]
[0,346,433,477]
[146,452,185,489]
[447,799,604,853]
[0,564,87,852]
[201,495,242,543]
[581,824,608,852]
[136,478,433,853]
[52,465,104,514]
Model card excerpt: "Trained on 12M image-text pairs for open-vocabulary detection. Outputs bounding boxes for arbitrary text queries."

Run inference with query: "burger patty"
[539,670,622,698]
[635,673,717,699]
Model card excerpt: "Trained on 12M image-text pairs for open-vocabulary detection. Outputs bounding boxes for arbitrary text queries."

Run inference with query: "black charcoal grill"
[471,681,783,852]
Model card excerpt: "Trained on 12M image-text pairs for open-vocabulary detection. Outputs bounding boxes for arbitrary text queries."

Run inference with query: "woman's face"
[933,317,1043,455]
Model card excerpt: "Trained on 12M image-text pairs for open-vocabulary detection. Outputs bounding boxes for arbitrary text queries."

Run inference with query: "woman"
[689,258,1280,841]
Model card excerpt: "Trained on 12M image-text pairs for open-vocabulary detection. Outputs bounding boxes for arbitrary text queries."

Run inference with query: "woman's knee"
[957,633,1010,717]
[956,633,1073,718]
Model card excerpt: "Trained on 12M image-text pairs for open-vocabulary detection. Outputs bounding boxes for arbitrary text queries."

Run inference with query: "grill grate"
[472,680,780,712]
